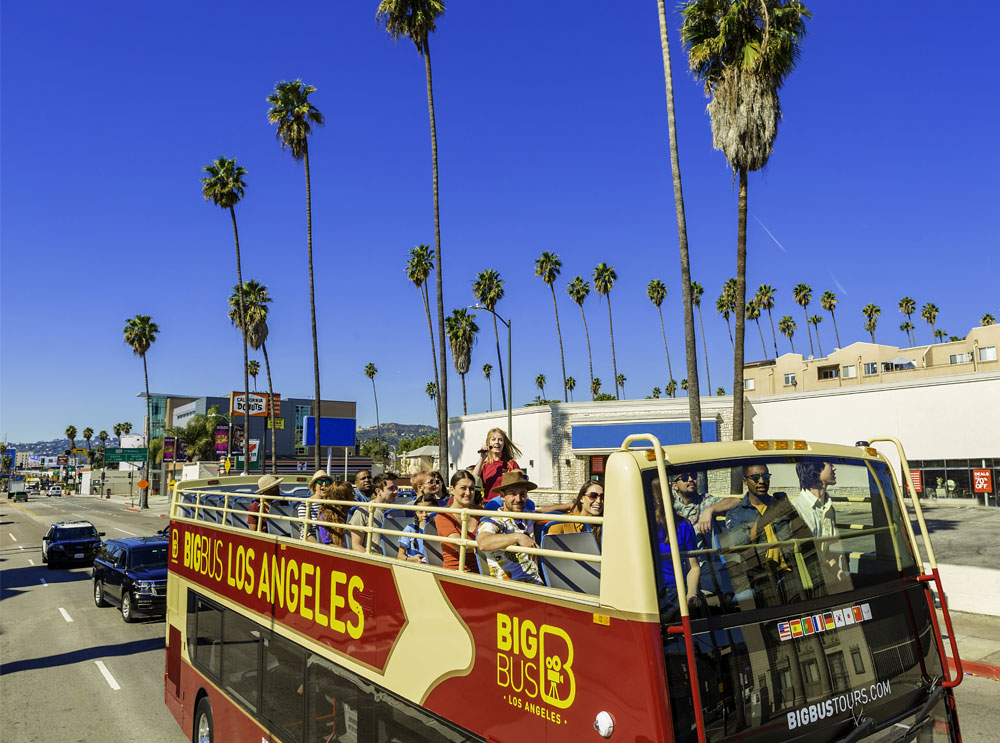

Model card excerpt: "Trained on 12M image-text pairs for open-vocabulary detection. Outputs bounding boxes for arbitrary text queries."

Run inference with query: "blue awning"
[571,420,718,450]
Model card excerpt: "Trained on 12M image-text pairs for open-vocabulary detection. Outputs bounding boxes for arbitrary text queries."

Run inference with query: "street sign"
[302,417,356,447]
[266,417,286,429]
[72,448,87,454]
[137,478,150,490]
[224,458,232,474]
[57,455,68,465]
[105,447,149,463]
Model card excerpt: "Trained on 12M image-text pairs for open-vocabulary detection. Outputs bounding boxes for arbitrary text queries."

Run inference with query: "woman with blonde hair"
[548,481,604,546]
[471,428,522,501]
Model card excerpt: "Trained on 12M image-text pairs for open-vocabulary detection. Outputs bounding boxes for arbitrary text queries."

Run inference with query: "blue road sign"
[302,417,356,447]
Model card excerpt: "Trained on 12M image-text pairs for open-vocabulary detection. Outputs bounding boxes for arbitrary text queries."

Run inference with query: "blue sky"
[2,1,998,443]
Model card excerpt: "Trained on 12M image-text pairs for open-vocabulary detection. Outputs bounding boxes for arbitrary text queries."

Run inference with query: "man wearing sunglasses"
[723,463,796,550]
[671,472,740,540]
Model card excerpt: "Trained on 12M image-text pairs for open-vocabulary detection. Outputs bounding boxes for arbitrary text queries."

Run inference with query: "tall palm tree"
[809,314,824,356]
[377,0,448,476]
[590,377,602,398]
[652,386,662,399]
[820,290,841,348]
[862,304,881,344]
[113,423,122,445]
[363,363,381,461]
[567,277,595,399]
[444,308,479,415]
[65,425,77,451]
[755,284,779,357]
[921,302,939,343]
[82,427,94,464]
[98,430,109,447]
[121,422,133,437]
[716,278,737,351]
[247,360,260,391]
[745,300,767,359]
[647,279,675,387]
[898,296,917,346]
[656,0,702,440]
[778,315,796,352]
[123,314,158,509]
[535,374,547,399]
[229,280,278,473]
[681,378,689,393]
[982,313,996,326]
[593,263,620,399]
[616,373,627,399]
[267,80,325,470]
[565,376,576,402]
[472,269,506,408]
[425,381,438,419]
[934,328,948,343]
[535,251,568,401]
[792,283,815,356]
[406,244,440,411]
[691,281,711,393]
[482,363,493,411]
[666,379,678,398]
[900,321,915,346]
[682,0,810,443]
[717,387,726,396]
[201,156,251,457]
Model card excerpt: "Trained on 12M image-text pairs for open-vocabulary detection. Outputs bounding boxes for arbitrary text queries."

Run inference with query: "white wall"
[448,408,554,487]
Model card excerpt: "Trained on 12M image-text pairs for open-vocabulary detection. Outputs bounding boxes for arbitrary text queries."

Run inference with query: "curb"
[947,656,1000,682]
[121,507,168,517]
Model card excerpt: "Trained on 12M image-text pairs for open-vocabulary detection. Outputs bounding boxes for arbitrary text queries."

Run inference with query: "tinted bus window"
[305,656,374,743]
[192,596,222,680]
[262,634,306,742]
[222,611,260,713]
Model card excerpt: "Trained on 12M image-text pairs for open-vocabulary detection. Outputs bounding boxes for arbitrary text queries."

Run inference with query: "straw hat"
[493,469,537,494]
[255,474,284,495]
[309,469,332,492]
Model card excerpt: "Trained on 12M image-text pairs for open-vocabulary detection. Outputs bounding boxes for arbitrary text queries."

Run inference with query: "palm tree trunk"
[141,353,151,509]
[230,205,251,474]
[732,168,748,443]
[829,310,841,348]
[756,319,767,359]
[803,306,814,356]
[814,325,823,357]
[487,376,492,411]
[421,283,440,407]
[607,298,619,400]
[424,44,448,478]
[657,0,701,440]
[788,335,795,353]
[262,342,277,474]
[580,305,595,400]
[697,305,711,393]
[304,142,321,471]
[657,306,674,384]
[460,374,466,415]
[491,314,507,409]
[725,317,735,351]
[767,308,778,357]
[550,285,568,402]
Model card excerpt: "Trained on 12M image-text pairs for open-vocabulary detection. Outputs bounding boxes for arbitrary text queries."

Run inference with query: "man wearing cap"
[249,474,283,532]
[299,470,333,541]
[477,470,543,584]
[353,470,374,503]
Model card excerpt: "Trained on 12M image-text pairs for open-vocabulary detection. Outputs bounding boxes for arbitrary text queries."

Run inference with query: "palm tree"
[755,284,779,357]
[652,386,662,398]
[98,430,109,447]
[792,283,815,356]
[778,315,797,352]
[566,376,576,402]
[934,329,948,343]
[656,0,703,441]
[406,244,440,411]
[267,80,325,470]
[898,297,917,346]
[65,425,77,452]
[473,269,506,408]
[229,280,278,473]
[921,302,940,343]
[717,387,726,396]
[425,381,438,419]
[535,373,547,399]
[900,321,915,346]
[682,0,810,442]
[444,308,479,415]
[247,360,260,391]
[820,290,841,348]
[691,281,711,393]
[862,304,881,344]
[681,378,689,392]
[616,372,627,398]
[82,427,94,464]
[113,423,122,446]
[716,278,737,351]
[982,313,996,326]
[666,379,678,398]
[535,252,568,401]
[593,263,620,399]
[123,314,158,509]
[567,276,595,399]
[121,422,133,437]
[647,279,675,387]
[745,300,767,359]
[590,377,602,398]
[482,363,493,411]
[363,363,382,461]
[377,0,448,476]
[201,156,251,457]
[809,314,824,356]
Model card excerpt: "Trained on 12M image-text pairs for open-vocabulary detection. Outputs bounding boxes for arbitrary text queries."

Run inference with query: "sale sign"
[909,470,922,493]
[972,469,993,494]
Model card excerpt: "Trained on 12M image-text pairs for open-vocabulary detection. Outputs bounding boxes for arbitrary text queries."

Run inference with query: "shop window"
[851,648,865,675]
[949,352,971,365]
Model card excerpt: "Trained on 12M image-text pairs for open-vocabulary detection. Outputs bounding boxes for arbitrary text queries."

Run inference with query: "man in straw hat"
[249,473,283,532]
[477,470,543,584]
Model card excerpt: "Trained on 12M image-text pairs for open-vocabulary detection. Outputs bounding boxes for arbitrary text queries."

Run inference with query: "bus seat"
[179,492,196,519]
[422,520,444,567]
[380,515,410,558]
[267,502,295,538]
[540,531,601,594]
[198,494,222,523]
[227,497,252,530]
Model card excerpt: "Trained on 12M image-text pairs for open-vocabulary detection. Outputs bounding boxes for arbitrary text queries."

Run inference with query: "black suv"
[92,536,169,622]
[41,521,104,569]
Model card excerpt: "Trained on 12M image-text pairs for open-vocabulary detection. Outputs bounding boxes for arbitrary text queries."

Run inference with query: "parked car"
[41,521,104,568]
[47,486,63,497]
[92,536,169,622]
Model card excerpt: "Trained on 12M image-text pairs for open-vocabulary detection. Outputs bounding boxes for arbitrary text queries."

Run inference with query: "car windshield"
[129,545,168,570]
[54,527,98,540]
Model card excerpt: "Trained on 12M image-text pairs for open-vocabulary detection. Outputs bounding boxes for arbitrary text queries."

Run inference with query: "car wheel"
[47,559,56,570]
[193,697,213,743]
[94,580,108,608]
[121,591,135,623]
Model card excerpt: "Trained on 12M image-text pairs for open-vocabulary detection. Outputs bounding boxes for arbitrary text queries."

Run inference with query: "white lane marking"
[9,533,16,542]
[39,578,48,587]
[59,607,74,623]
[18,545,24,550]
[28,559,35,566]
[95,660,121,691]
[114,528,137,536]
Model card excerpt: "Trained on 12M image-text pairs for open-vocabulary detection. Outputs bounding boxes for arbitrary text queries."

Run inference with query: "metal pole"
[507,317,513,440]
[326,446,332,474]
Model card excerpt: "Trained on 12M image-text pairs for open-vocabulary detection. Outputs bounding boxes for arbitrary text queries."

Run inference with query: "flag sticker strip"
[777,604,873,641]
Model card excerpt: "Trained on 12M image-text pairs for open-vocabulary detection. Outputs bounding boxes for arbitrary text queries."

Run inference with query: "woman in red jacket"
[471,428,522,501]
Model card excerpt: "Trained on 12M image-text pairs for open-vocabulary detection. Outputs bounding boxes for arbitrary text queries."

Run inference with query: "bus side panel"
[423,581,672,743]
[177,657,276,743]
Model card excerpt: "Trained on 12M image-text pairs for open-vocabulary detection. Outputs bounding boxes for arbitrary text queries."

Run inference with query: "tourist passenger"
[299,470,332,541]
[547,481,604,547]
[397,493,438,563]
[670,472,740,538]
[791,460,844,579]
[651,478,701,620]
[353,470,374,503]
[349,472,399,554]
[435,470,479,572]
[477,470,544,584]
[316,481,352,546]
[248,473,283,532]
[471,428,522,501]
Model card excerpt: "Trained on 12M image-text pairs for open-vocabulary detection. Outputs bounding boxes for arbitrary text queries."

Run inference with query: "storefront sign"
[973,469,993,494]
[230,392,281,417]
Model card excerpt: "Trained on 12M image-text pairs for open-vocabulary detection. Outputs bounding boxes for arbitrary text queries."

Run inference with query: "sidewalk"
[944,611,1000,682]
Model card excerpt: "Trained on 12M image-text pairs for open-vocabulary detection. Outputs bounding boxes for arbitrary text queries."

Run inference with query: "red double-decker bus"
[164,436,963,742]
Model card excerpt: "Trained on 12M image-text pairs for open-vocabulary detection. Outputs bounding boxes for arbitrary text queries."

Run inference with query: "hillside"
[8,438,121,456]
[355,423,437,449]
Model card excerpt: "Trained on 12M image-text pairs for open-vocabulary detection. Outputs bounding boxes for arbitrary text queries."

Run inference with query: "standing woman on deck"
[472,428,522,501]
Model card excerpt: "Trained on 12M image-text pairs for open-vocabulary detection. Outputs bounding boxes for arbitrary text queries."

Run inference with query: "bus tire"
[193,697,213,743]
[94,580,108,607]
[121,591,135,623]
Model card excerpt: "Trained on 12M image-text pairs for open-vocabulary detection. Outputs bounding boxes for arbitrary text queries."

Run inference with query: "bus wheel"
[194,697,213,743]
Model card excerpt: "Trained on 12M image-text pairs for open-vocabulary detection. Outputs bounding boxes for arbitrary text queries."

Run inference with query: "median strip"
[59,607,74,623]
[95,660,121,690]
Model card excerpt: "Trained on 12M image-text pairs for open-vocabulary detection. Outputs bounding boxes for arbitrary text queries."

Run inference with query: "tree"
[666,379,678,398]
[755,283,779,357]
[792,283,815,356]
[593,263,620,399]
[98,430,109,446]
[745,300,767,359]
[166,405,224,462]
[364,363,382,461]
[616,372,627,398]
[113,423,122,445]
[247,360,260,391]
[82,427,94,463]
[122,422,133,436]
[717,387,726,396]
[567,276,595,399]
[444,308,479,415]
[934,328,948,343]
[123,314,158,508]
[267,79,325,469]
[647,279,675,388]
[566,376,576,401]
[377,0,449,477]
[716,278,737,351]
[406,244,440,414]
[482,363,493,411]
[65,425,77,452]
[202,156,251,462]
[656,0,703,442]
[682,0,810,444]
[862,303,881,344]
[820,290,841,348]
[652,386,662,398]
[425,382,438,418]
[691,281,711,393]
[809,314,823,356]
[898,296,917,346]
[982,313,996,326]
[921,302,940,343]
[681,378,689,392]
[535,251,568,401]
[473,269,507,409]
[535,374,547,399]
[900,321,915,346]
[778,315,796,352]
[590,377,602,397]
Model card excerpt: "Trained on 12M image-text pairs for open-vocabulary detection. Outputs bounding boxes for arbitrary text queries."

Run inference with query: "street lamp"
[468,305,512,440]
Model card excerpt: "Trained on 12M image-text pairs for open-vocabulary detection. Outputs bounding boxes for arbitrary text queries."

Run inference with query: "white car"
[47,486,63,497]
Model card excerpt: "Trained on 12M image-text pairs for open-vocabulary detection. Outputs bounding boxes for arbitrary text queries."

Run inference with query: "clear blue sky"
[2,1,998,443]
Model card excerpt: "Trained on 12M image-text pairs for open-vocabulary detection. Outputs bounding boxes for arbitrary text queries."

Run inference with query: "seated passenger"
[316,481,352,546]
[397,493,438,563]
[434,470,479,572]
[651,479,701,620]
[349,473,399,554]
[249,474,283,532]
[791,460,844,580]
[670,471,740,540]
[299,470,332,541]
[477,471,544,584]
[547,481,604,548]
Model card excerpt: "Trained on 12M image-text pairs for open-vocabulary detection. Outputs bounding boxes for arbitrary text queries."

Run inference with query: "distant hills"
[7,438,121,456]
[355,423,437,448]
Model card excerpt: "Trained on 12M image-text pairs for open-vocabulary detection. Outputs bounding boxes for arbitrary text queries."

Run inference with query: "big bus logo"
[170,528,179,562]
[496,612,576,710]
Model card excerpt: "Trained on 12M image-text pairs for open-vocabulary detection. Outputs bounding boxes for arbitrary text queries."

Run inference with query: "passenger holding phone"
[471,428,521,501]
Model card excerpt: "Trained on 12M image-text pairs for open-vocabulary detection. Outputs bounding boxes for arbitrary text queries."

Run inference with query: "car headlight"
[135,581,155,593]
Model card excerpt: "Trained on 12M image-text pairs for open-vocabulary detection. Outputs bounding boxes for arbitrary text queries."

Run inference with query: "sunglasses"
[583,492,604,500]
[673,474,695,483]
[315,478,333,487]
[745,473,771,483]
